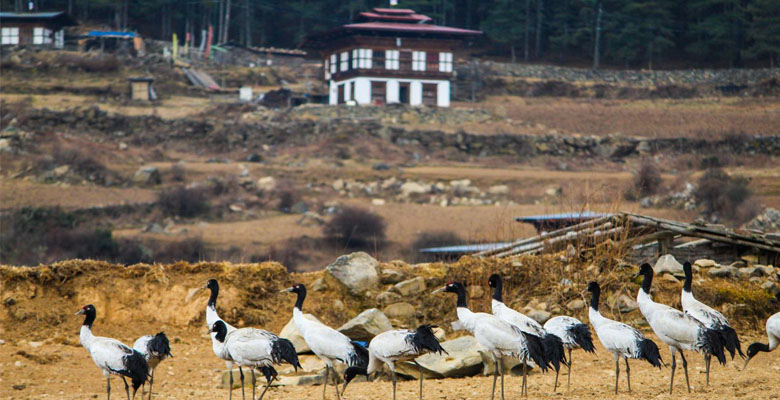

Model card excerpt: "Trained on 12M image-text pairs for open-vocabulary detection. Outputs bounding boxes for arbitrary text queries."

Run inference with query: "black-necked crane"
[543,315,595,391]
[586,282,662,393]
[342,324,447,400]
[281,283,368,400]
[488,274,568,391]
[77,304,149,400]
[201,279,293,400]
[636,263,726,393]
[743,311,780,368]
[681,261,744,382]
[433,281,549,399]
[210,320,301,400]
[132,332,172,400]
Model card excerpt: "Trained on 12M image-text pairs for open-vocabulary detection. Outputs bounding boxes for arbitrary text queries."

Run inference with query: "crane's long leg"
[521,356,528,397]
[705,354,711,386]
[122,376,130,400]
[624,357,631,392]
[490,355,498,400]
[414,361,423,400]
[614,355,620,394]
[251,369,256,400]
[322,366,329,400]
[147,368,154,400]
[107,376,111,400]
[229,367,234,400]
[257,375,275,400]
[332,366,342,400]
[670,349,677,395]
[566,348,572,392]
[239,366,246,400]
[392,370,398,400]
[553,359,560,392]
[499,357,505,400]
[680,351,690,393]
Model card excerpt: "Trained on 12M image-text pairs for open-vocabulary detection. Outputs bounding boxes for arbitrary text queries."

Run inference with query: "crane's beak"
[341,380,349,395]
[279,287,294,293]
[742,356,752,370]
[75,309,85,315]
[432,286,446,294]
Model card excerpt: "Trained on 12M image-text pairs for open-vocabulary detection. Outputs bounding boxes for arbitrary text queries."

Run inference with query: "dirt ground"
[1,327,777,399]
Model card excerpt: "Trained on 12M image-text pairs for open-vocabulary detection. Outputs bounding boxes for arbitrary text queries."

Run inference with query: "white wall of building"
[329,77,450,107]
[437,81,450,107]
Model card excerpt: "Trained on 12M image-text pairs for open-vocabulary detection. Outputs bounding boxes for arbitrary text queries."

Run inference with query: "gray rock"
[310,278,326,292]
[132,166,161,186]
[709,266,737,278]
[662,274,680,283]
[756,265,775,277]
[694,259,718,268]
[527,310,552,324]
[383,302,416,319]
[467,285,484,299]
[479,349,534,376]
[338,308,393,341]
[376,291,402,306]
[279,314,322,353]
[392,277,426,296]
[761,281,780,296]
[400,181,430,197]
[380,268,405,284]
[566,299,586,311]
[396,336,484,379]
[221,369,257,389]
[256,176,276,191]
[654,254,684,277]
[487,185,509,195]
[617,295,638,313]
[738,267,763,279]
[324,252,379,295]
[729,260,747,269]
[275,373,326,386]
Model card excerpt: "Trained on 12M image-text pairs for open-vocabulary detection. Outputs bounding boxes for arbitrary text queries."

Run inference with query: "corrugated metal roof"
[343,22,481,35]
[372,8,416,14]
[0,11,66,18]
[516,212,610,222]
[358,12,432,23]
[88,31,137,38]
[420,242,512,254]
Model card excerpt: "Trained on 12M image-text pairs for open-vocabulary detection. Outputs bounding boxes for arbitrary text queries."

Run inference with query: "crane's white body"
[293,307,358,367]
[638,290,705,352]
[456,307,531,361]
[492,300,546,337]
[365,329,419,374]
[132,335,167,370]
[681,290,730,329]
[221,328,278,368]
[589,305,648,359]
[764,312,780,352]
[81,326,139,378]
[544,316,586,349]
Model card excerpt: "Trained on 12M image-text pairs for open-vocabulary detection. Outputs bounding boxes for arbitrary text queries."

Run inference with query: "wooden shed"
[128,77,156,101]
[0,11,76,48]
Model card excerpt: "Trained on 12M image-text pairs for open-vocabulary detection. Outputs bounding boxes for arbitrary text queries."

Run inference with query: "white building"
[306,8,480,107]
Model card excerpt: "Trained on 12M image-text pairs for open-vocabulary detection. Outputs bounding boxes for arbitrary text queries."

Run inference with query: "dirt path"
[1,327,777,400]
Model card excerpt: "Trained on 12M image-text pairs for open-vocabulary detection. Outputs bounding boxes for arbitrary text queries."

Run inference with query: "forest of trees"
[6,0,780,69]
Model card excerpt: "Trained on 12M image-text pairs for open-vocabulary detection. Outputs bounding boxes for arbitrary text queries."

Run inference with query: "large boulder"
[279,314,322,353]
[337,308,393,341]
[400,181,430,197]
[383,302,416,319]
[654,254,684,277]
[324,252,379,295]
[527,310,552,324]
[391,277,426,296]
[709,265,737,278]
[479,349,534,375]
[396,336,484,379]
[616,295,638,313]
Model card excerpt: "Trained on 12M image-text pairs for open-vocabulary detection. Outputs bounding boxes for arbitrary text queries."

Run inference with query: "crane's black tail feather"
[569,323,596,353]
[272,337,301,371]
[638,338,663,369]
[523,332,550,373]
[412,324,447,355]
[542,333,568,372]
[719,325,744,360]
[120,350,150,390]
[259,366,278,384]
[349,341,370,368]
[702,328,727,365]
[149,332,172,358]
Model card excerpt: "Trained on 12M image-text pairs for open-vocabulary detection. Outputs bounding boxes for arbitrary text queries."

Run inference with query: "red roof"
[358,12,432,23]
[372,8,415,14]
[343,22,481,35]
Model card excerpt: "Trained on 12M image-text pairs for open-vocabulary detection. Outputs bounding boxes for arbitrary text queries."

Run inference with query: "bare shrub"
[170,164,186,182]
[152,237,206,263]
[253,240,307,271]
[53,53,119,73]
[157,186,210,218]
[323,207,386,248]
[626,159,662,200]
[695,168,759,224]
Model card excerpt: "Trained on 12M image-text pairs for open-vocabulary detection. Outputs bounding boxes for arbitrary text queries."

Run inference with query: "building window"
[439,52,453,72]
[54,30,64,48]
[400,51,412,70]
[373,50,384,69]
[1,27,20,45]
[33,27,52,45]
[329,54,337,74]
[371,81,386,104]
[385,50,399,70]
[353,48,372,69]
[412,51,426,71]
[422,83,437,105]
[340,51,349,72]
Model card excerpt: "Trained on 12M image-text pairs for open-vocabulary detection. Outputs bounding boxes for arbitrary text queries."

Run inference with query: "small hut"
[128,77,156,101]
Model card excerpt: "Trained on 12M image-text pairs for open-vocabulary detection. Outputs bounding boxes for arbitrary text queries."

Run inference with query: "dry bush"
[169,164,186,182]
[253,240,308,272]
[323,207,386,248]
[151,237,206,263]
[625,159,662,200]
[695,168,759,224]
[157,186,211,218]
[53,53,119,72]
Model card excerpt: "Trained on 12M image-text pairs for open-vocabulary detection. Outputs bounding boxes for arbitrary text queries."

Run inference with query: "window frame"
[340,51,349,72]
[2,27,20,45]
[439,52,453,72]
[385,50,399,70]
[412,51,426,71]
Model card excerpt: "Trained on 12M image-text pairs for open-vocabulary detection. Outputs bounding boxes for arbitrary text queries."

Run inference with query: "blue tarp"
[419,242,512,254]
[516,211,609,222]
[88,31,137,38]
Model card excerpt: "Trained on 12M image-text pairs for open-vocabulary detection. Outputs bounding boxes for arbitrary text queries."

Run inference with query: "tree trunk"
[535,0,543,58]
[123,0,128,31]
[217,0,224,44]
[593,1,603,70]
[68,0,72,15]
[244,0,251,47]
[511,45,517,64]
[524,0,531,61]
[647,40,653,70]
[223,0,231,43]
